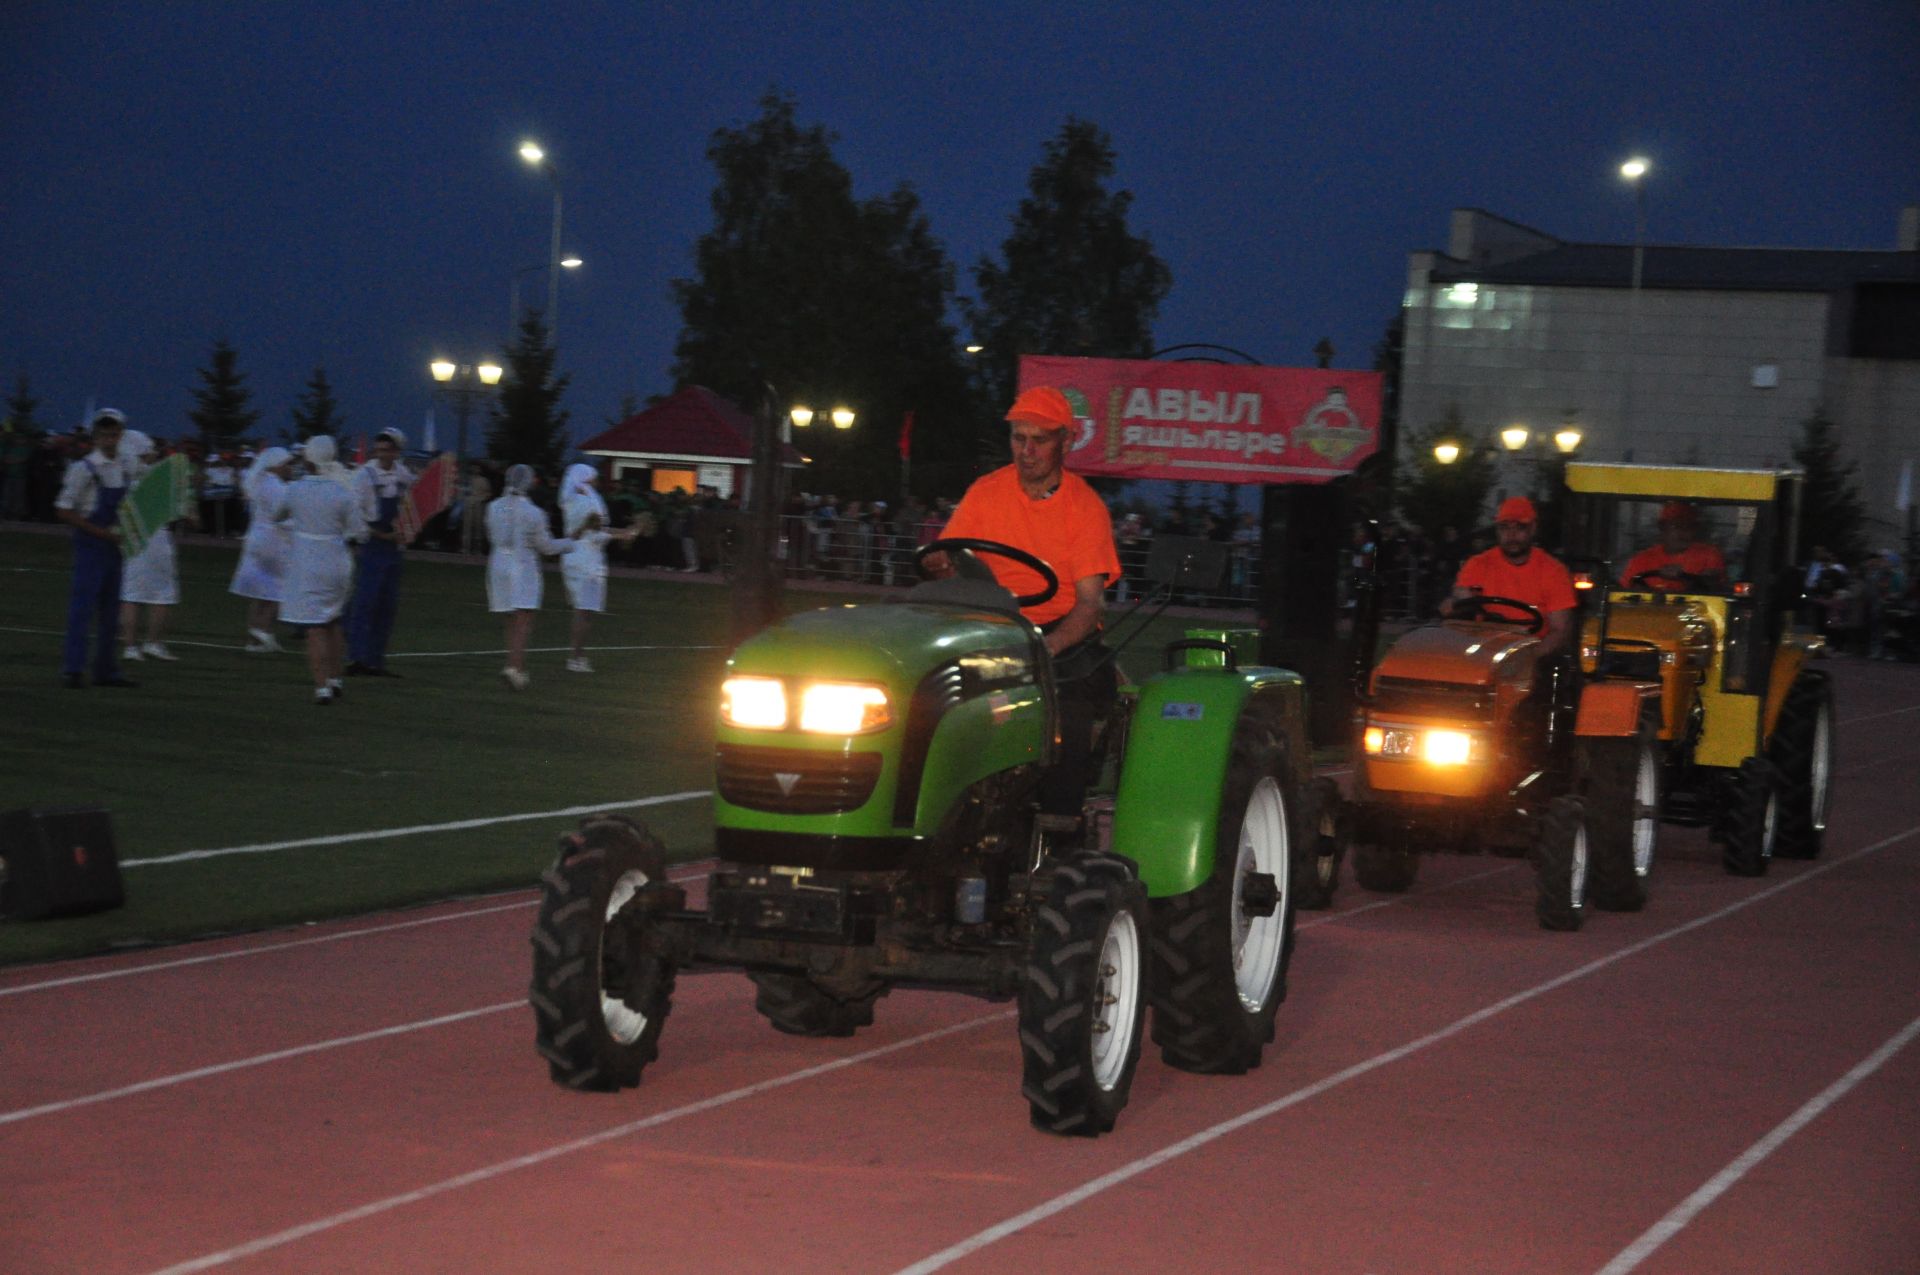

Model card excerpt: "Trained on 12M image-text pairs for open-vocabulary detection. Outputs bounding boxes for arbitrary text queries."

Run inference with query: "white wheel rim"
[1230,777,1290,1011]
[599,868,651,1045]
[1810,702,1832,830]
[1632,744,1658,877]
[1760,788,1778,861]
[1570,823,1588,909]
[1090,907,1141,1092]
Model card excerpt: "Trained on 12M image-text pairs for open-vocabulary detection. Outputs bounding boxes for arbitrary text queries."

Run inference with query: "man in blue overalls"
[54,409,138,689]
[345,427,415,677]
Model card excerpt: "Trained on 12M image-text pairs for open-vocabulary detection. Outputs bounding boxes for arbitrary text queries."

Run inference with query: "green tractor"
[530,538,1320,1135]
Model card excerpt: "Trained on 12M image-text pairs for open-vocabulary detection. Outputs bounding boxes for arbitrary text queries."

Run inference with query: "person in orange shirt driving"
[1443,496,1578,658]
[1620,500,1727,591]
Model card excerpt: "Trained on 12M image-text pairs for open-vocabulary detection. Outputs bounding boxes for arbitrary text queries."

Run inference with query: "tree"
[965,118,1173,416]
[5,373,43,436]
[671,91,973,500]
[489,310,569,473]
[1791,409,1867,563]
[289,366,345,443]
[189,339,262,451]
[1395,407,1497,541]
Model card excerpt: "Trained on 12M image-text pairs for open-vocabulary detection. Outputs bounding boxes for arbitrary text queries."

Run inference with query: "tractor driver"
[932,385,1122,815]
[1621,500,1726,591]
[1442,496,1578,659]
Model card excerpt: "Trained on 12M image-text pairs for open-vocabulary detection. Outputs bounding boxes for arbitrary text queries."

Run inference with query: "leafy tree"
[671,91,973,500]
[606,392,640,427]
[188,339,262,451]
[1791,409,1867,563]
[1395,406,1496,541]
[5,373,43,436]
[965,118,1172,415]
[489,310,569,473]
[289,366,345,443]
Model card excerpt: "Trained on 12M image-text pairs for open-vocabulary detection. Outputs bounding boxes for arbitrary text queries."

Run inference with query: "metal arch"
[1147,342,1266,365]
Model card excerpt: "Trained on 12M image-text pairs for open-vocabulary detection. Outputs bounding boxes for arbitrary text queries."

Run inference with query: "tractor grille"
[1371,676,1494,720]
[716,744,883,814]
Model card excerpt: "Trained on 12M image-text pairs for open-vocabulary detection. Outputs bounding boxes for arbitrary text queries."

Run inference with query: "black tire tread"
[1581,715,1657,912]
[1534,794,1587,932]
[1770,671,1832,860]
[749,973,885,1037]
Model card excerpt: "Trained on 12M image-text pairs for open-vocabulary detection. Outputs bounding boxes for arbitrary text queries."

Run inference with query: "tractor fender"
[1574,680,1662,736]
[1111,666,1308,898]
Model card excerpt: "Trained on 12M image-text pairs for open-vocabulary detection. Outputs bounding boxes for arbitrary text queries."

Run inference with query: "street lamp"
[788,404,856,431]
[509,256,582,333]
[731,390,857,645]
[1619,155,1651,459]
[518,140,565,341]
[429,358,503,467]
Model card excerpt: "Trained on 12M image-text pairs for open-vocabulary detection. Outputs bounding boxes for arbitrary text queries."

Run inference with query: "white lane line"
[891,823,1920,1275]
[144,1012,1008,1275]
[1296,863,1519,931]
[0,1002,522,1127]
[1839,702,1920,726]
[386,643,721,658]
[1596,1011,1920,1274]
[121,791,708,867]
[0,860,718,999]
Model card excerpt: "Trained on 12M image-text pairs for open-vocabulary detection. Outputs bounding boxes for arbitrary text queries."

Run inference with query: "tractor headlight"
[798,682,892,735]
[720,676,788,730]
[1421,729,1474,765]
[1363,724,1481,766]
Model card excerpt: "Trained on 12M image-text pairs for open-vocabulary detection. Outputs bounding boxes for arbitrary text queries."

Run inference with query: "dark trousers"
[64,535,123,679]
[1040,642,1120,816]
[347,542,402,669]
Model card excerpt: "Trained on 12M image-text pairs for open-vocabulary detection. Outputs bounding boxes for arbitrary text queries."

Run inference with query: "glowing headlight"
[798,682,891,734]
[1421,729,1474,765]
[720,676,787,730]
[1363,724,1479,765]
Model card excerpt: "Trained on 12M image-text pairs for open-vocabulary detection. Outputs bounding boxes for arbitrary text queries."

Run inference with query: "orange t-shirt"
[941,465,1120,626]
[1453,545,1577,621]
[1621,540,1726,586]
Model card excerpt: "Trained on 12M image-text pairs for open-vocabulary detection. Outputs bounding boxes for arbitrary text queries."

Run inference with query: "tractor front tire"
[1580,713,1660,911]
[749,973,886,1038]
[1719,757,1780,877]
[1353,826,1419,893]
[1019,852,1149,1137]
[1293,776,1345,911]
[530,815,678,1091]
[1770,671,1834,859]
[1534,795,1589,932]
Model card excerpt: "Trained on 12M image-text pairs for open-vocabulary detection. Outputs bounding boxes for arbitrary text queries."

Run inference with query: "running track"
[2,660,1916,1274]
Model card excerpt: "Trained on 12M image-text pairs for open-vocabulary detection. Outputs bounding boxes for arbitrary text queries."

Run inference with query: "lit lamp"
[518,139,566,340]
[429,358,503,466]
[788,405,857,434]
[1433,440,1463,465]
[1501,425,1531,451]
[1554,426,1584,454]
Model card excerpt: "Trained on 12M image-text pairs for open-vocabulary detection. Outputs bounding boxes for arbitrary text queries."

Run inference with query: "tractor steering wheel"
[1450,593,1546,635]
[914,537,1060,610]
[1628,568,1713,592]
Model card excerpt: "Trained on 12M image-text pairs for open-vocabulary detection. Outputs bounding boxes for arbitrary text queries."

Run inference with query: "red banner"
[396,453,455,545]
[1018,355,1381,485]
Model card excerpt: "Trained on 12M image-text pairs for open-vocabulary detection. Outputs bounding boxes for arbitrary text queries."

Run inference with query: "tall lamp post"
[509,255,582,334]
[730,392,855,645]
[1437,418,1584,537]
[518,141,565,341]
[1619,156,1651,460]
[429,358,503,468]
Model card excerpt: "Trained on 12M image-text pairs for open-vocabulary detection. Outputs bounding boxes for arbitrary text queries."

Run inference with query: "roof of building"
[579,385,804,465]
[1430,242,1920,293]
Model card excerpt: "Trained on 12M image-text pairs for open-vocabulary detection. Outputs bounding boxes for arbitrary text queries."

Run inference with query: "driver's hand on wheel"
[921,550,953,578]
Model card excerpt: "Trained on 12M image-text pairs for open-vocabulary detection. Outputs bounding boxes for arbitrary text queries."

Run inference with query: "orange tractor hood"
[1370,622,1539,691]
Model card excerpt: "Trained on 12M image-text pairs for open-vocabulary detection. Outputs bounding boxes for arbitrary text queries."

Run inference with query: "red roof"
[579,385,803,465]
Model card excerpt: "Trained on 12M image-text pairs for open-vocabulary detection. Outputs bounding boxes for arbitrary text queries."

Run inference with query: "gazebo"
[578,385,805,502]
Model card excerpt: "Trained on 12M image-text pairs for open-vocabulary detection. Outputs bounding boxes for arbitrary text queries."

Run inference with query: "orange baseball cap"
[1005,386,1076,431]
[1494,496,1536,525]
[1658,500,1697,526]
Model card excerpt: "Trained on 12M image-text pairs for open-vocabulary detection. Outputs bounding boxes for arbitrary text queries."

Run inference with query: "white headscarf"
[243,446,292,499]
[505,463,536,495]
[561,462,606,529]
[302,434,354,487]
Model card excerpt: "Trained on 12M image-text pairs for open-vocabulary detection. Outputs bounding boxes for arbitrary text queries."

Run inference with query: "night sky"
[3,1,1915,458]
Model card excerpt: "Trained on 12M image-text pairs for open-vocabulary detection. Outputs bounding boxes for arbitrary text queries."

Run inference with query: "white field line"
[1595,1011,1920,1274]
[890,821,1920,1275]
[1839,701,1920,726]
[120,791,709,867]
[0,624,718,659]
[144,1012,1009,1275]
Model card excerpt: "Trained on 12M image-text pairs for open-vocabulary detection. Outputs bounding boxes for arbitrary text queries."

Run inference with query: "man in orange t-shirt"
[1621,501,1727,590]
[938,386,1120,656]
[1444,496,1578,658]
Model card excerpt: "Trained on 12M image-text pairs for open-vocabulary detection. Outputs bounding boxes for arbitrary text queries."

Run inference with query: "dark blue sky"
[3,1,1915,456]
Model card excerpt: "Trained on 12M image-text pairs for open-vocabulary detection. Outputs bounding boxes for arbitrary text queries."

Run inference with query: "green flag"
[117,454,193,558]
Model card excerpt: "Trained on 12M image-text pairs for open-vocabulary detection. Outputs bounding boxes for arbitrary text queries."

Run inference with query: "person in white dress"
[228,446,295,652]
[271,434,366,704]
[117,430,187,663]
[486,463,575,690]
[558,462,636,673]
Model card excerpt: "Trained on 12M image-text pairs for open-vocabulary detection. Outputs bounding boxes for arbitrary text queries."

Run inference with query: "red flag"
[898,410,914,462]
[396,453,456,545]
[352,433,368,465]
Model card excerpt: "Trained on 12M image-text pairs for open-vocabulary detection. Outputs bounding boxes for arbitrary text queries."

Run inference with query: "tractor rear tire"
[1770,671,1834,859]
[1019,851,1149,1136]
[1580,713,1660,911]
[1719,757,1780,877]
[1534,795,1589,932]
[1293,776,1345,911]
[1353,827,1419,893]
[749,973,886,1038]
[530,815,678,1091]
[1149,714,1297,1074]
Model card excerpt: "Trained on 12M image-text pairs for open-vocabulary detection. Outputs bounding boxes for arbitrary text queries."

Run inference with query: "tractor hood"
[1370,621,1540,691]
[728,601,1038,689]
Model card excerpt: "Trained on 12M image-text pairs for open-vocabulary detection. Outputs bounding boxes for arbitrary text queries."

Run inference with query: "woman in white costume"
[271,435,365,704]
[117,430,185,663]
[558,462,635,673]
[228,446,295,652]
[486,463,574,690]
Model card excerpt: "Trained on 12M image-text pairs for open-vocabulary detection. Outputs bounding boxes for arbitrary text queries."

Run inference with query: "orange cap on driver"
[1005,386,1076,431]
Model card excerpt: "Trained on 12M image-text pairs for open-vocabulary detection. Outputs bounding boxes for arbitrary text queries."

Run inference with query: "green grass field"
[1,528,1255,966]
